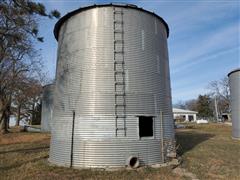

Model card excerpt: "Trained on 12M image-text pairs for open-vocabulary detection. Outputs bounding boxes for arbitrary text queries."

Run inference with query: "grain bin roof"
[228,68,240,77]
[54,3,170,40]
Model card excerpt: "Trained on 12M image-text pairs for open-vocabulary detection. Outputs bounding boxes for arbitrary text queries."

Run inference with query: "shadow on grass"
[0,155,49,171]
[176,131,214,156]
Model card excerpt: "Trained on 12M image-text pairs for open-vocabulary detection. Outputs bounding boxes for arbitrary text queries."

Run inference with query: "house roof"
[173,108,198,114]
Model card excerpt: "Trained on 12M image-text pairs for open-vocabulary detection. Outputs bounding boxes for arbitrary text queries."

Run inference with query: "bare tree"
[185,99,198,111]
[173,100,186,109]
[12,75,42,126]
[0,0,60,133]
[174,99,198,111]
[207,77,230,118]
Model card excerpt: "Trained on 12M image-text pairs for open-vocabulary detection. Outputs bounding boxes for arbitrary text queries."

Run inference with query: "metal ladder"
[113,7,126,137]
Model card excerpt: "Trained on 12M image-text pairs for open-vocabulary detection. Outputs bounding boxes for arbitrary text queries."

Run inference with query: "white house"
[173,108,198,122]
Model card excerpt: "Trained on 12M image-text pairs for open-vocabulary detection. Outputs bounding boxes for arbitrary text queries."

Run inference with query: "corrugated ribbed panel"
[71,139,163,168]
[50,5,175,168]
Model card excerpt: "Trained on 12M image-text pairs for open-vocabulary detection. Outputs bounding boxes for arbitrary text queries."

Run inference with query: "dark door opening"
[139,116,153,138]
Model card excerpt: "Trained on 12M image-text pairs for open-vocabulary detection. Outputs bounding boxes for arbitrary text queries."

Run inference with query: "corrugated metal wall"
[41,84,54,132]
[49,5,175,168]
[228,69,240,139]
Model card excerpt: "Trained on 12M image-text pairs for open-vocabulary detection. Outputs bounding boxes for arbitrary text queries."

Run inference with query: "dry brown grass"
[0,127,49,145]
[0,128,179,180]
[0,124,239,180]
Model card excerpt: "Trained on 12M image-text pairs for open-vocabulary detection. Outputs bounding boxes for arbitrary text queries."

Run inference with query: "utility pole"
[214,96,219,122]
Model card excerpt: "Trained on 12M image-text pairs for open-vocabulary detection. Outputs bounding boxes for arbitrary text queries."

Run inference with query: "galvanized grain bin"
[50,4,175,168]
[41,84,54,132]
[228,68,240,140]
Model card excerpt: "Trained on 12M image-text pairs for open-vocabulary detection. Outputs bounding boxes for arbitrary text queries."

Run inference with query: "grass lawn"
[176,123,240,179]
[0,124,239,180]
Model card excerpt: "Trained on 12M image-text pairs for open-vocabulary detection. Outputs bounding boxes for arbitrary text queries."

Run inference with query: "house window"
[139,116,153,138]
[188,115,194,121]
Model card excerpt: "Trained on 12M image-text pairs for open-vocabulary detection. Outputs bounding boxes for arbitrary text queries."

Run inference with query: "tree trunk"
[7,114,10,129]
[16,104,21,126]
[6,102,11,129]
[31,103,35,125]
[0,100,10,134]
[0,110,9,134]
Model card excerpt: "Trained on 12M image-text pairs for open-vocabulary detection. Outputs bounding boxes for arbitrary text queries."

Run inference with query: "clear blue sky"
[36,0,240,103]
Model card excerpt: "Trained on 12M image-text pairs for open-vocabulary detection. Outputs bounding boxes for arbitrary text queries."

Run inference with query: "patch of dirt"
[176,129,193,132]
[173,167,199,180]
[209,159,224,166]
[207,172,225,179]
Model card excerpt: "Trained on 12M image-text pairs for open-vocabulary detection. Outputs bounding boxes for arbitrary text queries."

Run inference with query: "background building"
[173,108,198,122]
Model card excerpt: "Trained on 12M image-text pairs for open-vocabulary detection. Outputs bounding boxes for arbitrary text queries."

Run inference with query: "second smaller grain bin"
[228,68,240,140]
[41,84,54,132]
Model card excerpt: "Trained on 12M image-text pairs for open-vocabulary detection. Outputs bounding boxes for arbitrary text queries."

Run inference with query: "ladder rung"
[115,93,125,96]
[116,115,126,118]
[114,61,124,64]
[114,40,124,43]
[115,71,124,74]
[114,20,123,24]
[114,51,124,54]
[116,128,126,131]
[115,104,125,106]
[114,30,124,33]
[115,82,124,85]
[115,92,125,95]
[114,11,123,14]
